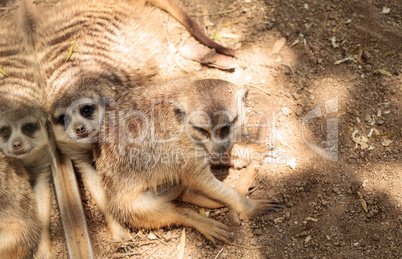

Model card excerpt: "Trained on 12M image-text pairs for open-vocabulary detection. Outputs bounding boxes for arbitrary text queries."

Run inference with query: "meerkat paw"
[241,200,282,218]
[192,217,232,245]
[253,200,282,216]
[109,220,133,241]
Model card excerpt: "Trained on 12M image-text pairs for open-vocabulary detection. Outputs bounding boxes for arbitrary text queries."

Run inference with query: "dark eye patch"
[174,108,186,122]
[193,126,210,138]
[57,115,65,125]
[0,126,11,140]
[22,123,39,136]
[219,116,238,138]
[55,114,71,127]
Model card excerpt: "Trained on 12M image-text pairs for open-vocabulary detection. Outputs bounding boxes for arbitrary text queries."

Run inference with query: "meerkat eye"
[220,125,231,136]
[57,115,66,125]
[81,105,95,118]
[193,126,210,138]
[174,108,186,122]
[0,127,11,140]
[22,123,38,136]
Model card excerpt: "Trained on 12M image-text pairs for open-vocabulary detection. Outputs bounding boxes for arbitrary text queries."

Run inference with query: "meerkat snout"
[12,140,24,151]
[74,125,87,137]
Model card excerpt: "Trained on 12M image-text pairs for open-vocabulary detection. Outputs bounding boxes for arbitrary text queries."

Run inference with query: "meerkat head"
[49,75,117,145]
[0,106,48,159]
[174,79,248,156]
[51,90,106,145]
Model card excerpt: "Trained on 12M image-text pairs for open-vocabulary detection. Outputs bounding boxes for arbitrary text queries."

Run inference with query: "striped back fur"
[0,6,46,113]
[35,0,165,111]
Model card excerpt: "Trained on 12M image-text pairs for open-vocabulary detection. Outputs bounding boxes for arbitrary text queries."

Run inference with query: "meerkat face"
[175,79,248,157]
[0,112,48,159]
[51,94,105,144]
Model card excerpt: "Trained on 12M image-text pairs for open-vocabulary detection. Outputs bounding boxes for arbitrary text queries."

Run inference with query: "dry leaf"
[383,50,396,57]
[352,130,370,149]
[360,198,368,212]
[334,56,354,64]
[219,33,240,39]
[381,139,393,147]
[199,207,206,217]
[274,217,285,224]
[373,69,392,76]
[305,217,319,222]
[382,7,390,14]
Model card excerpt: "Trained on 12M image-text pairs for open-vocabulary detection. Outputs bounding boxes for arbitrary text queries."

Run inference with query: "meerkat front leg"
[32,173,51,259]
[181,162,258,210]
[75,161,131,241]
[185,169,280,219]
[116,188,232,244]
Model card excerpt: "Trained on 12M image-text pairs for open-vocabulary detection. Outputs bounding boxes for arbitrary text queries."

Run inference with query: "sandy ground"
[43,0,401,258]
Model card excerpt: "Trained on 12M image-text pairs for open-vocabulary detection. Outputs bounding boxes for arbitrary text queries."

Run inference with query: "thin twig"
[226,241,269,250]
[246,83,271,95]
[144,246,159,259]
[0,67,8,77]
[190,2,244,17]
[112,252,140,258]
[104,239,136,244]
[279,63,294,76]
[314,40,340,58]
[214,248,224,259]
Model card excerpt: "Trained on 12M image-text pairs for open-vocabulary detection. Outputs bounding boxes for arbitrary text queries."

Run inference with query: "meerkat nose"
[12,141,23,151]
[75,125,87,136]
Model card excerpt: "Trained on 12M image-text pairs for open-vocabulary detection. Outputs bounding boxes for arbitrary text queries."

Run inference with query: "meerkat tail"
[145,0,237,57]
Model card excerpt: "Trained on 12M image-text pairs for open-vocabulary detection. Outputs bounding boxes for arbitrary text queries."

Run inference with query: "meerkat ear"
[235,88,249,103]
[174,108,186,123]
[236,88,249,126]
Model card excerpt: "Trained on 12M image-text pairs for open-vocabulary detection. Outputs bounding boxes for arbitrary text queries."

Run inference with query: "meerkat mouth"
[13,149,32,156]
[75,133,89,139]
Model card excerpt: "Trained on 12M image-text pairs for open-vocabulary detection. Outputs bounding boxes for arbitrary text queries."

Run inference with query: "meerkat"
[35,0,166,239]
[0,153,42,259]
[93,79,280,244]
[0,5,52,257]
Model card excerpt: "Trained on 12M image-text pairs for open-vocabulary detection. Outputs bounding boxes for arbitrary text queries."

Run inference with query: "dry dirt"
[48,0,401,258]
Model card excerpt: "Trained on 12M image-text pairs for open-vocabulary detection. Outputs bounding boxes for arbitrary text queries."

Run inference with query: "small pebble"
[147,232,157,240]
[376,119,385,126]
[365,64,372,71]
[364,113,371,122]
[295,107,304,116]
[254,229,263,236]
[363,50,371,59]
[372,234,380,241]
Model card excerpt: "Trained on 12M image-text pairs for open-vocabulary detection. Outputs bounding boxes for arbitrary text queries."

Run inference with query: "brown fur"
[94,79,279,243]
[0,153,41,259]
